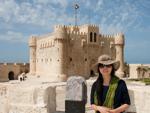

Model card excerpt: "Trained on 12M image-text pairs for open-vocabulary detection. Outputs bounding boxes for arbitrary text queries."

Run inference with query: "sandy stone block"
[66,76,87,101]
[9,85,34,104]
[9,104,47,113]
[46,86,56,113]
[0,85,9,113]
[56,85,66,111]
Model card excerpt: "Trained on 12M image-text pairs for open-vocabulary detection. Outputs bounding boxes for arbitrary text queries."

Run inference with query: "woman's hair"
[95,63,115,105]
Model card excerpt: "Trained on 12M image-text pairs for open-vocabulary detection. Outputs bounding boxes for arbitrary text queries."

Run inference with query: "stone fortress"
[0,24,150,113]
[1,24,149,82]
[29,24,125,81]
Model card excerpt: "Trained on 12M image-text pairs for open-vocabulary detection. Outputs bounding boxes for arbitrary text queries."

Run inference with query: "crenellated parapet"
[88,24,99,30]
[29,36,37,47]
[0,63,29,66]
[67,30,87,36]
[54,25,67,33]
[80,24,98,29]
[100,34,115,41]
[114,33,124,45]
[54,25,67,40]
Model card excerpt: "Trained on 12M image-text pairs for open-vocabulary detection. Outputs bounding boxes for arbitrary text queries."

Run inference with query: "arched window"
[94,33,97,42]
[90,32,93,42]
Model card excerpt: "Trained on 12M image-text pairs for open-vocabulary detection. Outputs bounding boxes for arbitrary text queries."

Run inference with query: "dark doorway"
[90,70,95,77]
[25,69,29,73]
[8,71,14,80]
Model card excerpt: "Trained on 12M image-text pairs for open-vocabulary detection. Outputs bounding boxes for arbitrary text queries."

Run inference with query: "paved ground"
[54,109,95,113]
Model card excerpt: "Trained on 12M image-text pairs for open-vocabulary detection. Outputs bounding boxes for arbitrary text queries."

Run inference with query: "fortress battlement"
[0,63,29,66]
[114,32,124,38]
[100,34,114,41]
[80,24,98,28]
[54,24,98,33]
[29,35,37,46]
[66,30,87,36]
[114,33,124,45]
[100,32,124,43]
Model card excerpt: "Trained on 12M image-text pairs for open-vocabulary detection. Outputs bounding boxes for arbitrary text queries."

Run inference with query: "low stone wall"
[0,78,150,113]
[0,81,66,113]
[126,83,150,113]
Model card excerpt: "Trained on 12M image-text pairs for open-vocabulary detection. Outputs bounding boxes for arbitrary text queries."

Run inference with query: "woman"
[90,54,130,113]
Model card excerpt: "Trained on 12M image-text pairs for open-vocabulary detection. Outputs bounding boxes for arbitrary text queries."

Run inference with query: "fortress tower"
[53,25,68,81]
[29,36,36,75]
[115,33,125,77]
[28,24,125,81]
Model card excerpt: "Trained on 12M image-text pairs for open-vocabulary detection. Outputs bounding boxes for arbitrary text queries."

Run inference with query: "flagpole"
[74,3,79,26]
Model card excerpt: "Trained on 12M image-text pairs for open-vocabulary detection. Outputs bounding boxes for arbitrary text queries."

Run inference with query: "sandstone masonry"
[29,24,125,81]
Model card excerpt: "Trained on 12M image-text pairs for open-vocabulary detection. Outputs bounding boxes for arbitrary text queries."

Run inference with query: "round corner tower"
[114,33,125,78]
[29,36,37,75]
[54,25,67,81]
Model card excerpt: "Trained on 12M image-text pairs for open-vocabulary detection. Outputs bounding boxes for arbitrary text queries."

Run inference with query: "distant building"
[29,24,125,82]
[0,63,29,82]
[129,64,150,78]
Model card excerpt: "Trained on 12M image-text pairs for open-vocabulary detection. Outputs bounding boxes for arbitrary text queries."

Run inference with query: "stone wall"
[0,78,150,113]
[129,64,150,78]
[0,81,66,113]
[0,63,29,82]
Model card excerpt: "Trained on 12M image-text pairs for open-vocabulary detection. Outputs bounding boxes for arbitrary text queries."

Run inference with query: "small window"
[90,32,93,42]
[69,57,72,62]
[94,33,97,42]
[85,58,87,61]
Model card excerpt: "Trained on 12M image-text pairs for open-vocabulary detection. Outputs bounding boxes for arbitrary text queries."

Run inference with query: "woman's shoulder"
[118,79,127,88]
[118,79,126,84]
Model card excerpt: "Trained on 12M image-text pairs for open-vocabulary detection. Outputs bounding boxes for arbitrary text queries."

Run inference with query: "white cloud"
[0,0,139,33]
[33,0,68,8]
[0,0,18,22]
[0,0,149,35]
[0,31,27,43]
[0,0,68,27]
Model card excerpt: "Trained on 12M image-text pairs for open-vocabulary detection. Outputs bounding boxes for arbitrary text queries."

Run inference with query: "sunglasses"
[98,64,112,68]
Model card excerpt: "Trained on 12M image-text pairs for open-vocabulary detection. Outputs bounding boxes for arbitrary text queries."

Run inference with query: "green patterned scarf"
[94,75,119,109]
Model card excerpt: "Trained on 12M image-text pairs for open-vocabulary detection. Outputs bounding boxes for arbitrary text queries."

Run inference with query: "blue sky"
[0,0,150,64]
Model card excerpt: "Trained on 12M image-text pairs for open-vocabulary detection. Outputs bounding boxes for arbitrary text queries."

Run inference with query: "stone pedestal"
[65,76,87,113]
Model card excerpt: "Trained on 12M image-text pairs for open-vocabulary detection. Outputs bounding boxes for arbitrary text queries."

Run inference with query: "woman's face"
[99,64,112,76]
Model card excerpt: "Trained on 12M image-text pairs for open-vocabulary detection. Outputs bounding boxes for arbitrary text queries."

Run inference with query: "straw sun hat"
[92,54,120,72]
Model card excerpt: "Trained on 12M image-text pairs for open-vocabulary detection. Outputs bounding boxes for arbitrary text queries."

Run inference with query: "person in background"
[90,54,130,113]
